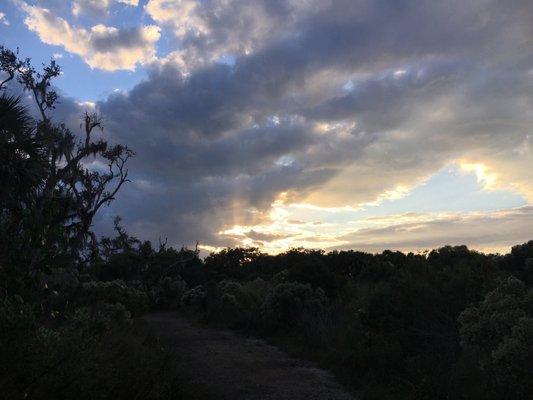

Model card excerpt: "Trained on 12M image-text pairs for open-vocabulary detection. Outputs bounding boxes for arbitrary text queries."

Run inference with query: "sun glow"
[459,161,499,190]
[218,159,530,254]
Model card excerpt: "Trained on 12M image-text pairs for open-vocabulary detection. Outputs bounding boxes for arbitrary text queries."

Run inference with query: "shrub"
[286,258,339,296]
[211,279,269,328]
[239,278,269,310]
[0,296,35,340]
[182,285,206,307]
[0,297,38,385]
[150,276,187,310]
[1,307,178,399]
[456,276,532,399]
[262,282,327,331]
[80,280,149,315]
[69,303,132,335]
[218,279,242,296]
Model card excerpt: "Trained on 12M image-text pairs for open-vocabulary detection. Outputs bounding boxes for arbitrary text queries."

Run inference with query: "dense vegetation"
[0,46,179,400]
[1,46,531,400]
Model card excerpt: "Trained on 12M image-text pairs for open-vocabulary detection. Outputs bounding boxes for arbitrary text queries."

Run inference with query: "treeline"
[87,234,533,400]
[1,46,531,400]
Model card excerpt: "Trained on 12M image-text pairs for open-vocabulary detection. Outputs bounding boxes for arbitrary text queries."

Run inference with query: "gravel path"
[144,312,355,400]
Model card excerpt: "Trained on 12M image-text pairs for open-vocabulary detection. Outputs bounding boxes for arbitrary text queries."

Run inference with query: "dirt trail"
[144,313,355,400]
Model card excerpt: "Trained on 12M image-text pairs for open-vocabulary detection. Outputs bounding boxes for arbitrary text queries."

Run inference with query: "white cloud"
[144,0,207,38]
[144,0,313,72]
[0,12,10,26]
[21,3,160,71]
[336,206,533,254]
[118,0,139,6]
[72,0,139,18]
[72,0,109,17]
[222,204,533,255]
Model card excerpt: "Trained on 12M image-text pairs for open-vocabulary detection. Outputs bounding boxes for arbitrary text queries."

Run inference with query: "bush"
[239,278,269,310]
[1,305,179,399]
[456,276,532,399]
[80,280,149,315]
[182,285,206,307]
[286,258,339,296]
[69,303,133,335]
[262,282,327,331]
[208,278,270,329]
[150,276,187,310]
[218,279,242,296]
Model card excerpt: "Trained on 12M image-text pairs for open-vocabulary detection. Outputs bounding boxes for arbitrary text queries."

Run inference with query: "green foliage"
[286,257,339,296]
[0,296,36,352]
[0,46,133,280]
[503,241,533,284]
[0,45,183,399]
[150,276,187,310]
[189,245,532,399]
[0,95,46,209]
[182,285,207,307]
[0,300,178,399]
[262,282,327,331]
[240,278,269,309]
[80,279,149,316]
[204,247,263,280]
[204,278,270,328]
[456,276,532,399]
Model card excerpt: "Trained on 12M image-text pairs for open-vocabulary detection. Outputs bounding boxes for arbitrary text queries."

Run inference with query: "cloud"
[0,12,9,26]
[44,0,533,251]
[220,205,533,254]
[71,0,110,17]
[21,3,159,71]
[145,0,207,39]
[335,206,533,254]
[144,0,318,72]
[72,0,139,18]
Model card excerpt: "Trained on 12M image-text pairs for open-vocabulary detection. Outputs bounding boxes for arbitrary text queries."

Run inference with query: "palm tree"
[0,94,46,213]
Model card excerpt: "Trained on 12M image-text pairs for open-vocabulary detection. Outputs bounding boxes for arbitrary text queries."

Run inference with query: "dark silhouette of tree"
[0,45,133,293]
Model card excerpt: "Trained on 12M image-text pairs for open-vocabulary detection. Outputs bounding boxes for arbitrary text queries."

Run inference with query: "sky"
[1,0,532,254]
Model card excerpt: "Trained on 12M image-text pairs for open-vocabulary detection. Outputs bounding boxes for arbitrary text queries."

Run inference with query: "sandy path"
[144,312,355,400]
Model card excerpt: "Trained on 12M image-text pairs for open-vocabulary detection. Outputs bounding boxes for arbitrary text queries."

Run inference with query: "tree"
[0,45,133,296]
[457,276,532,399]
[0,95,46,212]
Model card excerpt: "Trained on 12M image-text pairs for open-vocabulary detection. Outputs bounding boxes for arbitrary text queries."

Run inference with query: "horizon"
[1,0,532,254]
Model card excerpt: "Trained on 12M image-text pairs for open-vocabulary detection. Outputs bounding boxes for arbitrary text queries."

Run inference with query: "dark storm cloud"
[107,0,531,141]
[77,0,533,248]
